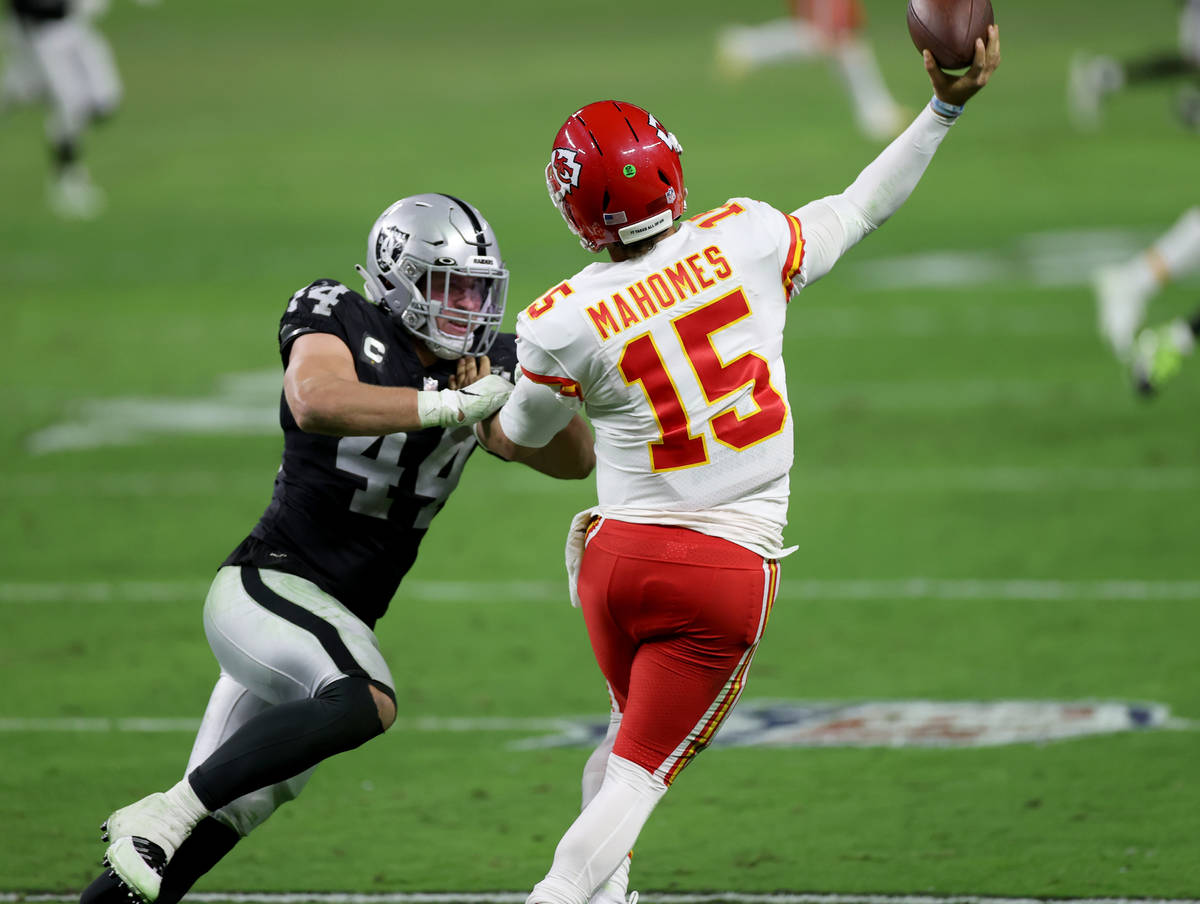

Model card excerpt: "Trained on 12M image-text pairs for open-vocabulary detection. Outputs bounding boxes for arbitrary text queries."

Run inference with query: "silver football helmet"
[355,193,508,360]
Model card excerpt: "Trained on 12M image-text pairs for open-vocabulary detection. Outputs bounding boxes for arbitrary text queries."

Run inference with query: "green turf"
[1,0,1198,897]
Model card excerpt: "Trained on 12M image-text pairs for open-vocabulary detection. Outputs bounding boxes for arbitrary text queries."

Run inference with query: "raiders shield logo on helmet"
[374,225,410,272]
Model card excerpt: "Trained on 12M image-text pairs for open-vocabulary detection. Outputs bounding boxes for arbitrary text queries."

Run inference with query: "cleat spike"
[104,792,193,904]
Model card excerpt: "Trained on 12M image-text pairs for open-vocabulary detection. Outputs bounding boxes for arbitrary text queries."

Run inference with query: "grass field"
[2,0,1199,898]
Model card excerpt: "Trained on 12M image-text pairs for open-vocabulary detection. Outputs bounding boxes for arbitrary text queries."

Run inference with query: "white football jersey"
[511,198,805,558]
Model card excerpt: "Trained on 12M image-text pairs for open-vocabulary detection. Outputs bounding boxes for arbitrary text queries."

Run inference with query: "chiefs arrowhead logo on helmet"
[548,148,582,202]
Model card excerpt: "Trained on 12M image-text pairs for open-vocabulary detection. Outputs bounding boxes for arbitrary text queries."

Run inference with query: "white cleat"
[48,166,106,221]
[1094,263,1151,360]
[101,792,194,903]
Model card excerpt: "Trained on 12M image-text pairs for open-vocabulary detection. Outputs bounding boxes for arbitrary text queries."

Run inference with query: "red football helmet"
[546,100,686,252]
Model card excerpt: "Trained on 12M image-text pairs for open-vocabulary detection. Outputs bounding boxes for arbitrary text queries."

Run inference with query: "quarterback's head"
[546,100,686,253]
[356,193,508,359]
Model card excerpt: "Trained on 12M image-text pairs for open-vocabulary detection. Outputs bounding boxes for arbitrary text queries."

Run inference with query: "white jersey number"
[336,430,474,527]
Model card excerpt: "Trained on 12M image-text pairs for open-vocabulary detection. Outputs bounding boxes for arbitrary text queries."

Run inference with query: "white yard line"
[2,578,1199,605]
[4,893,1200,904]
[792,305,1081,338]
[3,466,1197,497]
[3,711,1194,737]
[0,715,573,733]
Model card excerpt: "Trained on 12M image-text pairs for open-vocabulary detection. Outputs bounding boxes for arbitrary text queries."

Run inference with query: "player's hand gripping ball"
[907,0,995,70]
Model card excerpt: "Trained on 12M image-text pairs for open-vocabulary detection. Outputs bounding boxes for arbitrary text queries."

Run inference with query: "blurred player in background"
[1,5,42,109]
[4,0,122,218]
[1075,3,1200,394]
[716,0,908,140]
[478,28,1000,904]
[77,194,594,904]
[1068,0,1200,131]
[1095,206,1200,395]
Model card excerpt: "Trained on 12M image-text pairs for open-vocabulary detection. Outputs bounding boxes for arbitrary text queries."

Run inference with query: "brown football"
[907,0,994,70]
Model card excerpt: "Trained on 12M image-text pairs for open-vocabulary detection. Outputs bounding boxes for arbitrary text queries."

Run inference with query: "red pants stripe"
[577,519,780,784]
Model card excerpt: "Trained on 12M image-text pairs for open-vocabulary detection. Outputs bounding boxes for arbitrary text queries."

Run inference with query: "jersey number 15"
[619,287,787,472]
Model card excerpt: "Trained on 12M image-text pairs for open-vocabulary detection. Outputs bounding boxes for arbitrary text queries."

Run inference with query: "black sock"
[187,676,387,811]
[1188,309,1200,338]
[81,816,239,904]
[53,139,78,172]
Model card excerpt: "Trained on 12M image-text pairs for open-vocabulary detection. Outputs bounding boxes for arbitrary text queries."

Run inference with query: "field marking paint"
[782,578,1200,601]
[793,379,1114,412]
[22,375,1130,456]
[5,466,1199,497]
[791,467,1200,493]
[20,228,1200,455]
[507,700,1193,751]
[2,702,1194,745]
[0,472,268,497]
[5,893,1200,904]
[792,305,1082,339]
[25,370,280,455]
[0,715,572,734]
[477,465,1200,496]
[849,226,1200,290]
[3,579,1199,605]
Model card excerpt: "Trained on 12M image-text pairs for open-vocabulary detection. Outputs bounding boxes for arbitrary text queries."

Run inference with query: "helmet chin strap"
[423,337,466,360]
[354,264,388,305]
[422,311,474,360]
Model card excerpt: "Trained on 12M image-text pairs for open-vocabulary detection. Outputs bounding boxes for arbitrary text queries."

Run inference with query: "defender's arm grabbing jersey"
[504,199,803,558]
[223,278,518,626]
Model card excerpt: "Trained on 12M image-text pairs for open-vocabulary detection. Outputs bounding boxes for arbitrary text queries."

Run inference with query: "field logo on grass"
[3,699,1187,744]
[26,369,281,454]
[509,700,1175,750]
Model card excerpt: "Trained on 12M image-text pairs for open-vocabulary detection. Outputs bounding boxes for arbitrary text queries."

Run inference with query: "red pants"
[791,0,865,34]
[577,519,780,785]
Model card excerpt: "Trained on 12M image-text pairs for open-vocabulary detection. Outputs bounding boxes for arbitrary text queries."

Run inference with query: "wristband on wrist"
[930,95,965,121]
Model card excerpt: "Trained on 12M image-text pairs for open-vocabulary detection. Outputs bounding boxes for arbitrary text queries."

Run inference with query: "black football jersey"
[222,279,517,627]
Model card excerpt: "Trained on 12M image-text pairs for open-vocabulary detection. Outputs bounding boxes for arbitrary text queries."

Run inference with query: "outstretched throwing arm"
[795,24,1002,287]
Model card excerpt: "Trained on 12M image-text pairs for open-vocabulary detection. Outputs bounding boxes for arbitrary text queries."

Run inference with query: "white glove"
[416,374,514,429]
[565,508,600,608]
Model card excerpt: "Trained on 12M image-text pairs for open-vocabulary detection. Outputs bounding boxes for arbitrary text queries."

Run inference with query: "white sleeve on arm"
[794,103,956,286]
[497,375,579,448]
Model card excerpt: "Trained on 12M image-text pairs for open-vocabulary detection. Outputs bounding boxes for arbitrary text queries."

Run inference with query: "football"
[907,0,995,70]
